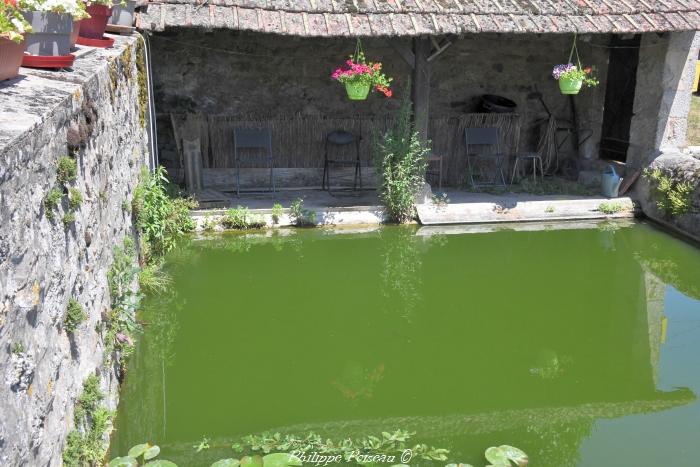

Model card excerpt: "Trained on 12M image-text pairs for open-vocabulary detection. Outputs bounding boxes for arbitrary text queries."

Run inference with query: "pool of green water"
[111,220,700,467]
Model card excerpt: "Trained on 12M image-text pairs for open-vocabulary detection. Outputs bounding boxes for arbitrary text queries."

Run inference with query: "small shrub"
[202,214,216,232]
[289,198,316,226]
[220,206,265,230]
[64,298,87,334]
[68,188,83,210]
[11,342,24,354]
[44,188,63,220]
[644,168,694,216]
[373,84,429,223]
[271,203,283,224]
[62,212,76,226]
[57,156,78,184]
[598,201,625,214]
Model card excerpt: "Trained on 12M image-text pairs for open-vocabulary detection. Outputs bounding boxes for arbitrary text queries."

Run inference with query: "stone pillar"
[628,31,700,166]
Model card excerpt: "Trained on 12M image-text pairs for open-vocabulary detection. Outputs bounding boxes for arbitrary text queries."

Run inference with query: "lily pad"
[263,453,302,467]
[143,461,178,467]
[128,443,151,458]
[144,445,161,460]
[211,460,241,467]
[108,457,138,467]
[241,455,264,467]
[484,447,509,466]
[499,445,528,466]
[445,464,474,467]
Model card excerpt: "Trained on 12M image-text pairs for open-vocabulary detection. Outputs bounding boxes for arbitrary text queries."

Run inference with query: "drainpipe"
[139,31,159,172]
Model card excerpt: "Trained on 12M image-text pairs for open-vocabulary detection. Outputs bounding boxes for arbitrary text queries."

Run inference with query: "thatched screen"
[170,113,521,187]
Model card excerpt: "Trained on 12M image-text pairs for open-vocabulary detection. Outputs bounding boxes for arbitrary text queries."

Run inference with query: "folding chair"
[322,130,361,194]
[233,128,275,196]
[465,127,507,188]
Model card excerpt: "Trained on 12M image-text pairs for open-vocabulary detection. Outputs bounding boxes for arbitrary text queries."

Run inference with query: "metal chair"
[233,127,275,196]
[465,127,507,188]
[322,130,361,194]
[426,154,443,191]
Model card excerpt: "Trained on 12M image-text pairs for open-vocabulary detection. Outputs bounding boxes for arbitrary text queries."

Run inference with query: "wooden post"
[412,37,431,143]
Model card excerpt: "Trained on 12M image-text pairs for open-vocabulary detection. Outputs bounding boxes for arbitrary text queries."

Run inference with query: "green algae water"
[111,220,700,467]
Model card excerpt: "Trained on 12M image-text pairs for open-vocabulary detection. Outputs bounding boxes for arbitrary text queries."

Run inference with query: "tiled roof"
[137,0,700,35]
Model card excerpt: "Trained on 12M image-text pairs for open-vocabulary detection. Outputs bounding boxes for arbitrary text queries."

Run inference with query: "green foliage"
[202,214,217,232]
[644,168,694,216]
[64,298,87,334]
[430,192,450,207]
[374,86,429,223]
[69,187,83,210]
[288,198,316,227]
[220,206,266,230]
[598,201,626,214]
[11,342,24,354]
[44,187,63,221]
[138,263,173,295]
[195,437,211,452]
[132,167,197,260]
[545,205,555,213]
[63,376,113,467]
[122,199,132,213]
[62,211,76,226]
[57,156,78,185]
[271,203,283,225]
[235,430,449,462]
[108,442,167,466]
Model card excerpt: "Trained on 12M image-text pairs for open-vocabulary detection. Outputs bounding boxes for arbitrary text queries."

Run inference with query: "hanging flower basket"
[331,39,392,101]
[552,35,599,96]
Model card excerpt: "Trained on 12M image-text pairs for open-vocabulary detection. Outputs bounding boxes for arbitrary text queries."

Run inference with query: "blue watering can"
[601,165,623,198]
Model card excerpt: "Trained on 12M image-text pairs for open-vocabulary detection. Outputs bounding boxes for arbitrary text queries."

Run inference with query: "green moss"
[57,155,78,185]
[44,187,63,221]
[121,44,133,81]
[64,298,87,334]
[135,38,148,129]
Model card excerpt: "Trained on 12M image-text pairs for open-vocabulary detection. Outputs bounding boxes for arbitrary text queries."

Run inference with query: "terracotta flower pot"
[70,20,81,48]
[0,37,26,81]
[80,4,112,39]
[109,0,136,27]
[21,11,72,56]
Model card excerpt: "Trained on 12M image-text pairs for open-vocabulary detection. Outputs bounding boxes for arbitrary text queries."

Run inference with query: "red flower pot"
[79,4,112,39]
[0,37,26,82]
[70,20,81,48]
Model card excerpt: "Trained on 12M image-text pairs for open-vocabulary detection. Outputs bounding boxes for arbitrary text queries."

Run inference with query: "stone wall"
[0,37,149,466]
[150,30,610,179]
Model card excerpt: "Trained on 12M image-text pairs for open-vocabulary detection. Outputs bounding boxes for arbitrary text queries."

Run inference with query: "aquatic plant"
[271,203,283,224]
[132,167,197,260]
[64,298,87,334]
[138,263,173,295]
[220,206,266,230]
[374,84,429,223]
[288,198,316,226]
[644,168,694,216]
[448,444,528,467]
[108,442,166,467]
[597,201,626,214]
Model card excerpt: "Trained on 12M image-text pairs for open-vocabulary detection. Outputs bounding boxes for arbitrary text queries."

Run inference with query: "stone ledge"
[0,35,139,153]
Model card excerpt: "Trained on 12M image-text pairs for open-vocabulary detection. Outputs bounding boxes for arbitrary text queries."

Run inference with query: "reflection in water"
[111,222,700,467]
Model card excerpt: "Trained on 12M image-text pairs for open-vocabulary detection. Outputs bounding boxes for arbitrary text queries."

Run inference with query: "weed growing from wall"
[220,206,266,230]
[289,198,316,226]
[44,188,63,221]
[598,201,626,214]
[644,168,695,216]
[63,375,114,467]
[64,298,87,334]
[56,156,78,185]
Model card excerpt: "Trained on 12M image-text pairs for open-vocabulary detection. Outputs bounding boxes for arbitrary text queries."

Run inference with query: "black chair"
[233,127,275,196]
[322,130,362,193]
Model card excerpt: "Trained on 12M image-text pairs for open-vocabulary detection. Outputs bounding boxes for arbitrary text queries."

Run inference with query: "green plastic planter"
[345,81,370,100]
[559,77,583,95]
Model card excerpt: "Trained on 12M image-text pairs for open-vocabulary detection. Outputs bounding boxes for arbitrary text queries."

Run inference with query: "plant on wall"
[552,34,598,95]
[331,39,393,101]
[644,167,695,216]
[373,83,429,223]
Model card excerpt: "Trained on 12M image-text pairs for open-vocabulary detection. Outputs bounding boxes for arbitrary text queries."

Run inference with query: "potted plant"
[0,0,32,81]
[552,63,598,95]
[17,0,77,56]
[109,0,135,28]
[331,40,392,101]
[79,0,114,39]
[69,1,89,47]
[552,34,599,95]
